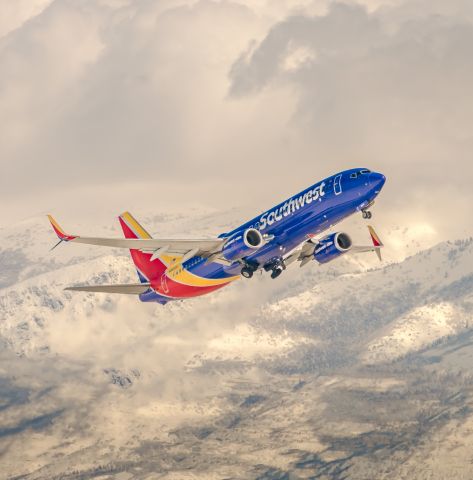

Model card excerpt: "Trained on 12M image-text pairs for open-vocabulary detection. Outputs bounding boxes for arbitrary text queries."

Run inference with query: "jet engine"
[222,228,264,262]
[313,232,352,264]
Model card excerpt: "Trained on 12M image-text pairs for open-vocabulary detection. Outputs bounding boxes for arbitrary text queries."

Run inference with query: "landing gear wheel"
[271,267,283,279]
[241,267,254,279]
[362,210,372,219]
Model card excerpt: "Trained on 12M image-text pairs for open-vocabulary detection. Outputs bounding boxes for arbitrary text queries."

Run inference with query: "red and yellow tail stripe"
[119,211,152,239]
[47,215,77,241]
[118,211,167,282]
[368,225,383,247]
[119,212,239,292]
[119,211,180,268]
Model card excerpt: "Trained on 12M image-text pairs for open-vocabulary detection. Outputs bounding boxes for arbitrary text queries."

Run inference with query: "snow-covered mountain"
[1,212,473,479]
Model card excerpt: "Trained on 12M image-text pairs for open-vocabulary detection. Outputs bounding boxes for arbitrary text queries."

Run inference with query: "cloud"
[0,0,276,198]
[3,3,473,475]
[228,0,473,239]
[0,0,54,38]
[1,0,472,243]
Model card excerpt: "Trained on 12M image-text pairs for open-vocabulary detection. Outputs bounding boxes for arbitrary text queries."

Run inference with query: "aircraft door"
[334,174,342,195]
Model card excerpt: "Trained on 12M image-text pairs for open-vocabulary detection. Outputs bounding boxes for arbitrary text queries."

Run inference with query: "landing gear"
[362,210,372,219]
[270,267,283,279]
[241,261,259,279]
[265,258,286,279]
[241,266,254,279]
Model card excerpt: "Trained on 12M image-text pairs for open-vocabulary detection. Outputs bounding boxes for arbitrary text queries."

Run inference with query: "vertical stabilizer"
[118,212,167,282]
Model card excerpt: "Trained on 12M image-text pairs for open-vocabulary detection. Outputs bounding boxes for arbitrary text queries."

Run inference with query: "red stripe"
[150,277,230,298]
[119,216,139,239]
[370,233,381,247]
[119,216,166,280]
[118,216,232,298]
[51,223,75,241]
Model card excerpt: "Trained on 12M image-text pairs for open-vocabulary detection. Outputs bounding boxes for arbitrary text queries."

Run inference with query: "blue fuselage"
[140,168,386,303]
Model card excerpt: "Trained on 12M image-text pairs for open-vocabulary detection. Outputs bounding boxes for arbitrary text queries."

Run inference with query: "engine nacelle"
[313,232,352,264]
[222,228,264,262]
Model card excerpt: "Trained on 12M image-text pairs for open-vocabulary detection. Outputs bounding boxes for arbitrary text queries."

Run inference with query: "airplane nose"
[369,172,386,190]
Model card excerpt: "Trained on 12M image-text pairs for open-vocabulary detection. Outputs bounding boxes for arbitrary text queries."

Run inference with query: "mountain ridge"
[1,214,473,479]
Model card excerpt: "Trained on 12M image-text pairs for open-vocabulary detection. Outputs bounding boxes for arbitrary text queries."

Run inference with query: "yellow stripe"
[368,226,382,244]
[167,265,240,287]
[121,211,152,239]
[47,215,66,235]
[120,211,239,286]
[158,254,182,267]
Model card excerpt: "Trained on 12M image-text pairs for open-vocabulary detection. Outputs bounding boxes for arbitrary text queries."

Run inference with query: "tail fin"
[118,212,166,282]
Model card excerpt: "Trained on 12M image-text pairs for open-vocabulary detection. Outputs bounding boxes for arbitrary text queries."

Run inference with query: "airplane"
[48,168,386,305]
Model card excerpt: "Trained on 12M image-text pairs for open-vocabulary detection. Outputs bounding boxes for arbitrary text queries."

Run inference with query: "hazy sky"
[1,0,472,242]
[1,4,473,472]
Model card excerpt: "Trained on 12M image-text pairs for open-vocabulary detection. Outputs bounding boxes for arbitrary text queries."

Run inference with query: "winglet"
[47,215,77,247]
[368,225,383,261]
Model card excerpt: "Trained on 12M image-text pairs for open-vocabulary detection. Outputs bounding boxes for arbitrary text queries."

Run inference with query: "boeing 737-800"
[48,168,386,304]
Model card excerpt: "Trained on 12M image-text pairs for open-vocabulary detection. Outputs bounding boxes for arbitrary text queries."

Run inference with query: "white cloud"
[2,3,473,476]
[229,0,473,241]
[0,0,472,244]
[0,0,54,38]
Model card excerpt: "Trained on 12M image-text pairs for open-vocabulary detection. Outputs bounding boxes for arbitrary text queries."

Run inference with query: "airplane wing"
[284,225,384,266]
[283,240,315,267]
[65,283,151,294]
[349,225,383,260]
[48,215,224,261]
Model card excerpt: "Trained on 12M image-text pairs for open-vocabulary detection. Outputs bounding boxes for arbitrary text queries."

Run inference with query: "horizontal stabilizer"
[65,283,151,295]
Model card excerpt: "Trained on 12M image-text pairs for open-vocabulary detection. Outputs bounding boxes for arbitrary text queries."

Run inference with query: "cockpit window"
[350,173,358,179]
[359,169,371,174]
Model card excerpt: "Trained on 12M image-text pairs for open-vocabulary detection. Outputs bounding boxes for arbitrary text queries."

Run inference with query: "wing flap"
[65,283,151,294]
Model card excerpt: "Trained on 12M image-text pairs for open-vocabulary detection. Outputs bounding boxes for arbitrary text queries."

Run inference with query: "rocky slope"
[1,213,473,479]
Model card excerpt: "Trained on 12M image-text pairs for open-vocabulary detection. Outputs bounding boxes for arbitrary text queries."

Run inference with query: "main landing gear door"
[334,174,342,195]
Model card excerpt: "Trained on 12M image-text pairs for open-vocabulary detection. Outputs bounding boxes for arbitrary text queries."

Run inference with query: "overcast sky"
[1,0,472,243]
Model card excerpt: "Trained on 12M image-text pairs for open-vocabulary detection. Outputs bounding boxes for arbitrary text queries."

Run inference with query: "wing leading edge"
[47,214,224,257]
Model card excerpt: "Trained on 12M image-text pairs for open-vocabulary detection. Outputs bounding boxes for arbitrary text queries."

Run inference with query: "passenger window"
[360,169,370,174]
[350,173,358,179]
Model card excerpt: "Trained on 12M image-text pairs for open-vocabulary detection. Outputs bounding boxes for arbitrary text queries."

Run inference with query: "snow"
[364,302,465,363]
[2,212,473,478]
